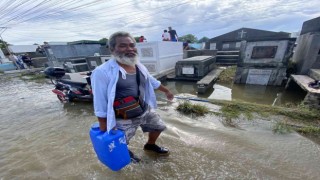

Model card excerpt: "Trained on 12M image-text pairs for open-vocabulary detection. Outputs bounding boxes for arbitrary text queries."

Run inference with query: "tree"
[134,37,140,42]
[178,34,198,43]
[0,39,10,55]
[0,39,8,49]
[98,38,108,45]
[198,37,210,43]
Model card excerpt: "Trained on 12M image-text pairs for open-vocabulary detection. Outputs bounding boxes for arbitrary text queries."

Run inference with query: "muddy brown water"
[0,77,319,179]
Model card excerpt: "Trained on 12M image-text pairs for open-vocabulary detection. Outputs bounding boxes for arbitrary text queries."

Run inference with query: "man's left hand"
[165,91,174,101]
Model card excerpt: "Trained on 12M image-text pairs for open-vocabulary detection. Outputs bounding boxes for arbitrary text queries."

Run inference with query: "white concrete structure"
[136,41,183,76]
[8,45,38,54]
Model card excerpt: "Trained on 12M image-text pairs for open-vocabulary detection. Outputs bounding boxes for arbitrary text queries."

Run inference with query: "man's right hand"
[98,117,107,131]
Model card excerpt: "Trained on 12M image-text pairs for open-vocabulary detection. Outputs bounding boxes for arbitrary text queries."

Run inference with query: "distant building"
[208,28,291,51]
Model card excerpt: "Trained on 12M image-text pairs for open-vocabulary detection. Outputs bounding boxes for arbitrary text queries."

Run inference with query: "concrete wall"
[235,40,292,86]
[183,49,217,59]
[293,32,320,74]
[242,40,288,64]
[32,57,48,68]
[221,41,241,51]
[303,92,320,109]
[44,44,102,67]
[47,44,101,59]
[136,41,183,75]
[300,16,320,35]
[234,67,287,86]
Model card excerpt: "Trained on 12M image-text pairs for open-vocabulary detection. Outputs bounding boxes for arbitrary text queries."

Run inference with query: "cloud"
[0,0,319,45]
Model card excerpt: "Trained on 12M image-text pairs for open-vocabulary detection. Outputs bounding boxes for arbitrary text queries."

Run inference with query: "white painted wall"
[136,41,183,75]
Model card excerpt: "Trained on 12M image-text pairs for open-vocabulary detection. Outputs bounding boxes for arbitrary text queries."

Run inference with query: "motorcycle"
[44,67,93,103]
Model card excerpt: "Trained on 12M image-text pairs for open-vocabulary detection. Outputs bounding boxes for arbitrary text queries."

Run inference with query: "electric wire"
[0,0,316,44]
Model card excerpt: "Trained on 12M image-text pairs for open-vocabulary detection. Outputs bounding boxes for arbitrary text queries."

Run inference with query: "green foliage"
[274,105,319,122]
[134,37,140,42]
[295,126,320,135]
[212,99,319,122]
[178,34,198,43]
[98,38,108,45]
[176,100,209,116]
[273,122,292,134]
[0,39,9,49]
[220,102,255,121]
[19,73,46,82]
[198,36,209,43]
[217,66,237,83]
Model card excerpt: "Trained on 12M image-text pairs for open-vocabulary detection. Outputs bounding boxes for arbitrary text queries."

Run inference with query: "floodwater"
[1,77,319,179]
[163,80,307,106]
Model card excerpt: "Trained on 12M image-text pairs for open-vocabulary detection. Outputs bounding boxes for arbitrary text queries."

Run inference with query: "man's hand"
[165,91,174,101]
[98,117,107,132]
[158,84,174,101]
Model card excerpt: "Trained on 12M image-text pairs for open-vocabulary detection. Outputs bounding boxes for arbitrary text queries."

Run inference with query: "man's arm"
[157,84,174,101]
[91,68,109,132]
[98,117,107,131]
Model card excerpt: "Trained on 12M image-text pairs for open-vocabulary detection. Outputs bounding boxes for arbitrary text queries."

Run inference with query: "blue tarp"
[0,63,17,71]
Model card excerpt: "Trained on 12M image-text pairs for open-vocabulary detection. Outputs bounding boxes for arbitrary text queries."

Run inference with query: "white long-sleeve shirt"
[91,58,161,133]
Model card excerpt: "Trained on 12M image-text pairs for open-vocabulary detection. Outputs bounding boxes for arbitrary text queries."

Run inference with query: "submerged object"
[89,122,130,171]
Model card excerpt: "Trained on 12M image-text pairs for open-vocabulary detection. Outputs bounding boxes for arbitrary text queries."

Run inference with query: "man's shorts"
[115,106,166,143]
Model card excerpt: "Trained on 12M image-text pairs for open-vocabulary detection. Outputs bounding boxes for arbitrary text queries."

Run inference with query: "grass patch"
[217,66,237,83]
[176,100,209,116]
[207,99,320,136]
[273,122,292,134]
[219,102,257,121]
[294,126,320,135]
[19,73,46,83]
[210,99,320,124]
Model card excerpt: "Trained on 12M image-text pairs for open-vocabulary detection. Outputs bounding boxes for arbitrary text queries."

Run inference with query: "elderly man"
[91,31,174,162]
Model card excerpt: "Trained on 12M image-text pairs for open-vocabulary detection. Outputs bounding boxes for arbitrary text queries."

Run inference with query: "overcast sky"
[0,0,319,45]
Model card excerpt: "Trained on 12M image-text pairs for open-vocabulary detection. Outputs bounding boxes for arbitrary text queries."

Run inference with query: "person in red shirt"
[139,36,146,42]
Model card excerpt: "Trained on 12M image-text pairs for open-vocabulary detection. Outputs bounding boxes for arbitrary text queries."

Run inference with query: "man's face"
[112,36,138,67]
[113,36,137,58]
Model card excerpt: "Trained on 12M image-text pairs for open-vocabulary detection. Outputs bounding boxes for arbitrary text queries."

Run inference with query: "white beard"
[113,53,138,67]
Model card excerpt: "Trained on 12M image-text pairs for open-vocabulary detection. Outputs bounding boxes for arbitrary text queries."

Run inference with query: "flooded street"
[1,77,320,179]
